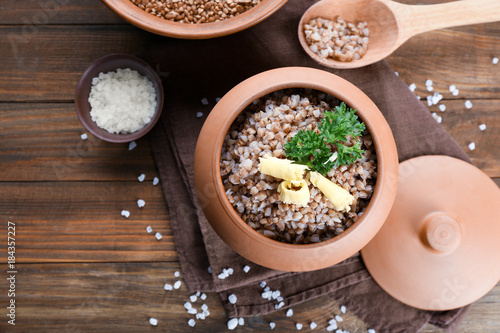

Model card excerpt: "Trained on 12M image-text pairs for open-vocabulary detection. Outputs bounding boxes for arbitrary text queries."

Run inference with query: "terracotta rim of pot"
[194,67,398,272]
[102,0,289,39]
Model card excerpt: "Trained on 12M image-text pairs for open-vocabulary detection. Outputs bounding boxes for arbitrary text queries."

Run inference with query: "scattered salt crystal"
[201,304,208,311]
[215,97,221,103]
[432,92,443,105]
[218,273,227,280]
[121,210,130,218]
[272,290,281,299]
[335,315,343,322]
[449,84,456,93]
[328,319,337,325]
[128,141,137,150]
[310,321,318,329]
[187,308,197,315]
[164,283,173,291]
[439,104,446,112]
[327,325,337,332]
[138,174,145,182]
[408,83,416,92]
[188,319,196,327]
[203,310,210,317]
[493,57,499,65]
[190,295,197,302]
[174,271,180,277]
[155,232,162,240]
[238,318,244,326]
[228,294,238,304]
[196,291,201,297]
[275,301,285,309]
[425,79,433,87]
[146,226,153,233]
[479,124,487,131]
[201,98,209,105]
[227,268,234,275]
[200,293,207,301]
[153,177,159,185]
[243,265,251,273]
[81,133,88,140]
[452,89,459,96]
[261,291,272,299]
[137,199,145,208]
[465,100,473,109]
[196,112,204,118]
[340,305,346,313]
[270,322,276,329]
[286,309,294,317]
[336,330,343,333]
[208,266,212,274]
[394,71,399,76]
[260,281,267,288]
[196,313,205,320]
[227,318,238,330]
[431,112,438,120]
[468,142,476,151]
[173,280,181,289]
[277,296,283,302]
[184,302,192,310]
[296,323,303,330]
[368,329,376,333]
[149,318,158,326]
[426,96,433,106]
[426,85,434,92]
[436,116,442,124]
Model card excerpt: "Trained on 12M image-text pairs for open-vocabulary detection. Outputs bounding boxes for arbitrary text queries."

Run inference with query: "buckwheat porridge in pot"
[220,89,377,244]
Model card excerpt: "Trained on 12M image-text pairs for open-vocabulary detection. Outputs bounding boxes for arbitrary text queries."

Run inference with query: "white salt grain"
[155,232,162,240]
[394,71,399,76]
[238,318,244,326]
[153,177,159,185]
[173,280,182,289]
[479,124,487,131]
[452,89,459,96]
[200,293,207,301]
[228,294,238,304]
[138,173,145,182]
[449,84,456,93]
[196,291,201,297]
[146,226,153,233]
[436,116,442,124]
[164,283,173,291]
[88,68,157,134]
[121,210,130,218]
[201,304,208,311]
[149,318,158,326]
[425,79,433,87]
[196,112,204,118]
[335,315,343,322]
[296,323,303,330]
[227,318,239,330]
[368,329,376,333]
[465,100,473,109]
[340,305,346,313]
[439,104,446,112]
[328,319,337,325]
[493,57,499,65]
[286,309,294,317]
[187,308,197,315]
[408,83,416,92]
[260,281,267,288]
[243,265,251,273]
[310,321,318,329]
[426,85,434,92]
[270,322,276,329]
[137,199,146,208]
[327,325,337,332]
[201,98,209,105]
[174,271,180,277]
[188,319,196,327]
[128,141,137,150]
[190,295,197,302]
[81,133,88,140]
[184,302,192,310]
[208,266,212,274]
[468,142,476,151]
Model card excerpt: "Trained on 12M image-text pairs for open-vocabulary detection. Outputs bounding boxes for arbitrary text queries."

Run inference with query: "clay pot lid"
[361,155,500,311]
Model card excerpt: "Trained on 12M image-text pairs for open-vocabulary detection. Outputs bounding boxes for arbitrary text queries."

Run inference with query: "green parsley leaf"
[284,102,365,175]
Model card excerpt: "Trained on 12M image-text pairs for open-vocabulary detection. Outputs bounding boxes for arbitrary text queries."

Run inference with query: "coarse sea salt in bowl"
[75,53,164,143]
[194,67,399,272]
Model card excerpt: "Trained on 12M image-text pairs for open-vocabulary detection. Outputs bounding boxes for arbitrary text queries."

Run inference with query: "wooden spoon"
[298,0,500,69]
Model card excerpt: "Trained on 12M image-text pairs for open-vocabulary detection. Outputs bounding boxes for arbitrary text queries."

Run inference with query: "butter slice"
[258,156,308,181]
[309,171,354,212]
[277,180,310,207]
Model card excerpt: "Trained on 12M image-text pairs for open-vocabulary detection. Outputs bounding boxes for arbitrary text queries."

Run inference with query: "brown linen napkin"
[141,0,472,331]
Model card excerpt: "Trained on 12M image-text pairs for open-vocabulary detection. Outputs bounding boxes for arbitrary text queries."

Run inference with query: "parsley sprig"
[284,103,366,175]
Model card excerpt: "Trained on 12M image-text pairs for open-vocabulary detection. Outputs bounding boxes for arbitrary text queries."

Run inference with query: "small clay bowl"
[102,0,288,39]
[75,54,164,143]
[194,67,399,272]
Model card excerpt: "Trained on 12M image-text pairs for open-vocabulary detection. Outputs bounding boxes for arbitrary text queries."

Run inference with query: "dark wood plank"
[0,103,159,181]
[1,262,498,332]
[0,25,162,102]
[0,182,174,263]
[0,0,124,24]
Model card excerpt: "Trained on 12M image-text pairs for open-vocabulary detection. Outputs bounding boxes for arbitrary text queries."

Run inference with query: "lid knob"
[424,213,462,254]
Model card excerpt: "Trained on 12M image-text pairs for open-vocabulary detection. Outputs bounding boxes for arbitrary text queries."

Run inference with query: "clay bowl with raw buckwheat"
[194,67,399,272]
[102,0,288,39]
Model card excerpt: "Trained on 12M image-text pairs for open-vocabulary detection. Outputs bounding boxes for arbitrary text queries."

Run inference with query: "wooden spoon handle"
[387,0,500,46]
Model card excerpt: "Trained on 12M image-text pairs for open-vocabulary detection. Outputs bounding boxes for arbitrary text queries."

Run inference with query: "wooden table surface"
[1,0,499,332]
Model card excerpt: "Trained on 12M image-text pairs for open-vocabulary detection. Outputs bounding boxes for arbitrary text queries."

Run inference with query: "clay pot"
[194,67,398,272]
[102,0,288,39]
